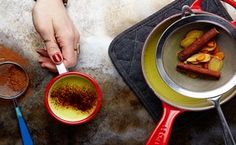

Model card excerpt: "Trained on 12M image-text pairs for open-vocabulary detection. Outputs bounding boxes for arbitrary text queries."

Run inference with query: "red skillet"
[146,0,236,145]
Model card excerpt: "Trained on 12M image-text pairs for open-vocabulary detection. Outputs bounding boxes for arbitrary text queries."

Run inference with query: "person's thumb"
[44,40,63,65]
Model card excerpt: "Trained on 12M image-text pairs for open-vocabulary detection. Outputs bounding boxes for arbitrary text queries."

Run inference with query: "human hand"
[32,0,80,72]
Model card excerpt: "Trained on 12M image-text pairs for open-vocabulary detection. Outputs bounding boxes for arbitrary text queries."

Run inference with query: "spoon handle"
[210,97,236,145]
[15,106,33,145]
[56,63,68,74]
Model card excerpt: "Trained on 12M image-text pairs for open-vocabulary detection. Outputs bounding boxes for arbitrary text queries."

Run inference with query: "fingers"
[38,55,57,72]
[36,48,49,57]
[36,24,79,71]
[35,17,63,65]
[34,4,79,71]
[56,33,75,67]
[44,40,63,65]
[33,0,79,72]
[54,20,79,68]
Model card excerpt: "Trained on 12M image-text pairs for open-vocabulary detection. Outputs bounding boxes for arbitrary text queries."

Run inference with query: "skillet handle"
[146,102,184,145]
[223,0,236,8]
[191,0,236,26]
[191,0,236,10]
[223,0,236,27]
[191,0,203,10]
[231,21,236,27]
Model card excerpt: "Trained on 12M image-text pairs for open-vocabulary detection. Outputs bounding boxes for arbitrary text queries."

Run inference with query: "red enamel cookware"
[144,0,236,145]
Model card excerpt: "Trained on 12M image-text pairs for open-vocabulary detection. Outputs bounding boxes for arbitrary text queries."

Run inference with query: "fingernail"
[52,53,62,63]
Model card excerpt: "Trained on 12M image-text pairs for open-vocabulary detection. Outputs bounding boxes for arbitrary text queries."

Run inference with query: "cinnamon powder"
[0,44,30,97]
[50,84,97,112]
[0,45,30,67]
[0,65,28,96]
[9,65,28,92]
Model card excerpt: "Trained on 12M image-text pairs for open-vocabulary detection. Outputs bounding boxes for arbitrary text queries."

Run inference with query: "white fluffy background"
[68,0,175,73]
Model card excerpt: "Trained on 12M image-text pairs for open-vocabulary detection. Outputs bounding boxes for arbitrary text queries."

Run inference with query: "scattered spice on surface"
[0,44,30,67]
[50,84,97,112]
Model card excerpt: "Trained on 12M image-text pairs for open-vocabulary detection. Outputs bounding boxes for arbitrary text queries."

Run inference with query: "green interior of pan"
[141,17,236,110]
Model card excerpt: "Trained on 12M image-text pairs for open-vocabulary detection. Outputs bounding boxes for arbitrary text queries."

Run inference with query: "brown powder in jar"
[0,64,28,96]
[0,44,31,97]
[50,84,97,112]
[9,65,28,92]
